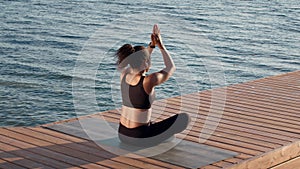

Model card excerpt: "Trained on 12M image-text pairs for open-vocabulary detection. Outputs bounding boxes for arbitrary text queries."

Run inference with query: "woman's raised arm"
[148,24,176,87]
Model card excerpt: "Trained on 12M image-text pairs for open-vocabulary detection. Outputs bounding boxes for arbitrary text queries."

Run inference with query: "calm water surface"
[0,0,299,126]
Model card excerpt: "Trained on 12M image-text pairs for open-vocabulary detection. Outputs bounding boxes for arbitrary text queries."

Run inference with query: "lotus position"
[116,24,190,147]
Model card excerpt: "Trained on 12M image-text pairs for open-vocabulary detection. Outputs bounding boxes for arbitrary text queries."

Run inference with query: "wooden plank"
[187,130,271,153]
[180,105,298,137]
[188,130,277,151]
[194,108,300,136]
[33,127,88,143]
[270,156,300,169]
[101,109,273,154]
[186,102,300,131]
[102,101,292,164]
[95,110,267,154]
[102,111,259,157]
[37,127,165,169]
[227,84,300,104]
[43,119,237,169]
[0,151,30,169]
[231,77,299,93]
[242,71,299,84]
[186,92,300,121]
[220,92,300,114]
[191,125,284,148]
[206,101,300,123]
[42,113,241,169]
[251,76,300,88]
[217,157,247,167]
[101,104,286,157]
[0,128,111,168]
[246,76,299,87]
[201,165,222,169]
[0,134,88,168]
[0,142,55,169]
[163,98,300,139]
[111,156,168,169]
[92,159,139,169]
[114,149,187,169]
[99,109,289,147]
[227,140,300,169]
[78,163,108,169]
[231,82,300,100]
[208,79,300,101]
[212,160,233,168]
[33,127,184,169]
[218,87,300,111]
[6,127,143,169]
[223,157,244,165]
[226,90,300,112]
[153,102,299,143]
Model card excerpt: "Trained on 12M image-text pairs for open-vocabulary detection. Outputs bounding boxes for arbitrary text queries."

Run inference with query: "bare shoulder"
[145,70,170,87]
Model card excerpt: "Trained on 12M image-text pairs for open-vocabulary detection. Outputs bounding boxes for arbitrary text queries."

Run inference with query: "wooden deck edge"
[226,139,300,169]
[270,155,300,169]
[40,116,84,127]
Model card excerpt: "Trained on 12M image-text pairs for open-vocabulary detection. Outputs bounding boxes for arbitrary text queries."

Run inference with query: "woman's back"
[121,73,154,109]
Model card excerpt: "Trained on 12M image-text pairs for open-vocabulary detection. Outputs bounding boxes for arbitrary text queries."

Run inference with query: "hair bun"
[116,44,135,68]
[121,44,135,54]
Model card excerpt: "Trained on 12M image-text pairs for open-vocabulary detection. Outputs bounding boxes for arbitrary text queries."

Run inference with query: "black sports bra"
[121,74,154,109]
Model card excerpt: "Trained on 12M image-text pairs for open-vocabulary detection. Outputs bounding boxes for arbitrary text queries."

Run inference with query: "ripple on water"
[0,0,299,126]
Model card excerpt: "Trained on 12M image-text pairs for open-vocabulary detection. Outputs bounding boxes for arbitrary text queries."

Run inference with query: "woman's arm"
[159,45,176,75]
[147,33,156,55]
[148,46,176,87]
[148,25,176,87]
[154,24,176,75]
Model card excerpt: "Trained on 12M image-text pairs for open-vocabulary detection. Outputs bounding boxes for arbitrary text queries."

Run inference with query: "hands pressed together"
[150,24,165,50]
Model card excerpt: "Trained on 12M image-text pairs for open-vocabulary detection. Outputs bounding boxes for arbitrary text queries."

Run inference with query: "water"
[0,0,299,127]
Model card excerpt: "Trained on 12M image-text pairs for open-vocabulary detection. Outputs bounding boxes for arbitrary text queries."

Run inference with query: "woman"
[116,24,190,147]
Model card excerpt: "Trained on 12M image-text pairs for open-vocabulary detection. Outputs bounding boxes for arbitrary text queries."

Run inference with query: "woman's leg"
[118,113,190,147]
[148,113,190,138]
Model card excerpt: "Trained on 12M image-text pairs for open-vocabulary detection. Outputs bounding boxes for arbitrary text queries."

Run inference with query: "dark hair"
[115,44,147,69]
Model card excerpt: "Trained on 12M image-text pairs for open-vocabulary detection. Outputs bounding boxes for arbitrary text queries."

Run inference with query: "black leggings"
[118,113,190,147]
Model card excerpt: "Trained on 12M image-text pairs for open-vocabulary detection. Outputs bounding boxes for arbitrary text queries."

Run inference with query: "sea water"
[0,0,299,126]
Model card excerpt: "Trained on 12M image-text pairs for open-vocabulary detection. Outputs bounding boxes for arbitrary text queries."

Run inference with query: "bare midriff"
[120,105,152,128]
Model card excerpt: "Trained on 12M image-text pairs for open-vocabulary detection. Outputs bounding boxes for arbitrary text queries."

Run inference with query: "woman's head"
[116,44,151,72]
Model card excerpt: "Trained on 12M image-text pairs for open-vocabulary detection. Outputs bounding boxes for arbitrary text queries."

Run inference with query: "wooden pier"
[0,71,299,169]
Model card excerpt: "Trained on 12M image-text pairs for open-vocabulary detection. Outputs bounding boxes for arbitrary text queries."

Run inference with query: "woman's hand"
[152,24,164,49]
[150,33,156,47]
[154,34,164,50]
[153,24,160,35]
